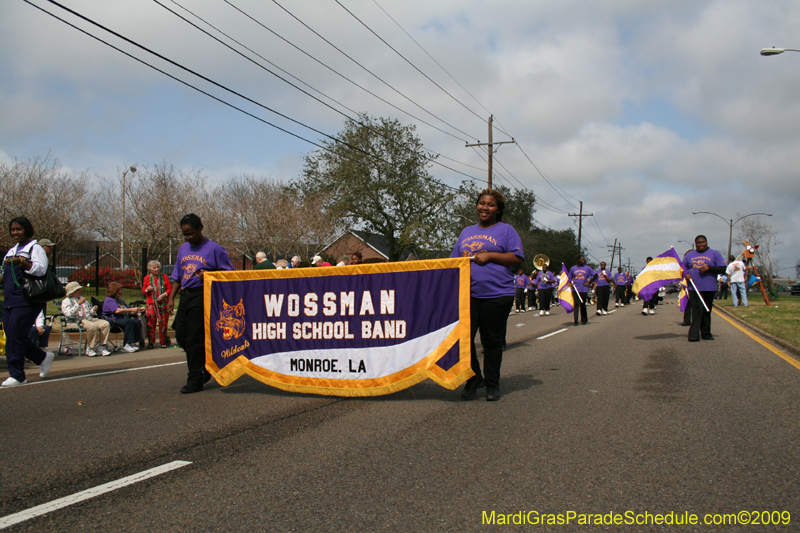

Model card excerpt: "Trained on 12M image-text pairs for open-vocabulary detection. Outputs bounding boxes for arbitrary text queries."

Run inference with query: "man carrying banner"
[167,214,234,394]
[683,235,727,342]
[452,189,524,402]
[569,255,596,326]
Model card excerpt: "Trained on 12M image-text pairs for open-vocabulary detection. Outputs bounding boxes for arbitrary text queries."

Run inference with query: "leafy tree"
[297,114,456,261]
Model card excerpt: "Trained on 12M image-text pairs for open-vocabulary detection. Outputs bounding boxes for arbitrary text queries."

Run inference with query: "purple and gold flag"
[556,263,574,314]
[633,247,685,302]
[203,259,472,397]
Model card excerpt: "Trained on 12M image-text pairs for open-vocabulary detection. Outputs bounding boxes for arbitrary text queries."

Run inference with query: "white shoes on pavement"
[86,347,97,357]
[98,346,112,356]
[121,343,139,353]
[602,310,608,315]
[649,309,655,315]
[642,309,648,315]
[545,311,550,316]
[539,310,544,316]
[40,351,55,378]
[2,377,28,387]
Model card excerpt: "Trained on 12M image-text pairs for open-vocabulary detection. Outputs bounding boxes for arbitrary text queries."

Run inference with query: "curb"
[715,305,800,357]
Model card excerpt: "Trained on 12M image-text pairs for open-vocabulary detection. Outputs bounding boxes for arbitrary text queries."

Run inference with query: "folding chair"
[57,314,87,357]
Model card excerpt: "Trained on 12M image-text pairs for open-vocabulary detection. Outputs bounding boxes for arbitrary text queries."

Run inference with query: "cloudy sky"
[2,0,798,275]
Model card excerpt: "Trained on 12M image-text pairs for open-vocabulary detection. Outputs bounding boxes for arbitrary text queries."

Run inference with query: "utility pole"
[568,201,593,254]
[465,115,515,190]
[607,239,617,271]
[618,243,623,269]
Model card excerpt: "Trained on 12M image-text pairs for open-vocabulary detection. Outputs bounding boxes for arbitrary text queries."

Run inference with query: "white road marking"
[537,328,568,340]
[608,309,617,314]
[0,362,185,389]
[0,461,192,530]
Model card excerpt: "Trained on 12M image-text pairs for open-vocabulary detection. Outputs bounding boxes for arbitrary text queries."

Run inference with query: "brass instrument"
[533,254,550,271]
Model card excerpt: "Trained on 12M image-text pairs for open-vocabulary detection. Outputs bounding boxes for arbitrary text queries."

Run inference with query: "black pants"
[572,289,588,324]
[174,288,207,384]
[470,295,514,389]
[3,304,46,382]
[527,289,537,309]
[615,285,626,304]
[111,317,143,345]
[688,290,715,340]
[538,288,553,311]
[515,288,526,311]
[595,285,610,312]
[644,297,657,310]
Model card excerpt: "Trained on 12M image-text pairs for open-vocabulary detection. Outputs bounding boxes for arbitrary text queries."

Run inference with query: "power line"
[334,0,488,126]
[159,0,481,183]
[257,0,480,143]
[369,0,513,140]
[516,143,580,209]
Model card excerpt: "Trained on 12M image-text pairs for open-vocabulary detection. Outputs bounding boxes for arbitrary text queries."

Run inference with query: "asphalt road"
[1,295,798,532]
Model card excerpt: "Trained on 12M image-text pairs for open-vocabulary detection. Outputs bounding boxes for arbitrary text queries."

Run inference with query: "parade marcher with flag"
[682,235,727,342]
[568,255,596,326]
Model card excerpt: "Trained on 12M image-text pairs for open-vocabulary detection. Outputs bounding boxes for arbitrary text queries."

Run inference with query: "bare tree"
[0,154,92,246]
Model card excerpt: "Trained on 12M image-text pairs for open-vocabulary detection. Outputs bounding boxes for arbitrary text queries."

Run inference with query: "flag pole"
[688,277,710,313]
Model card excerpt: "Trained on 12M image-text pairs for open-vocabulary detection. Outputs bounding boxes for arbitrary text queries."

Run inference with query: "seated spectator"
[62,281,112,356]
[275,259,289,269]
[102,282,145,353]
[312,255,332,267]
[254,251,276,270]
[28,310,52,349]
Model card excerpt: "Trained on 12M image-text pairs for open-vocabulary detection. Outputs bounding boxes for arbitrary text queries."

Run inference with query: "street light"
[121,166,137,267]
[691,211,772,260]
[760,47,800,56]
[677,240,694,252]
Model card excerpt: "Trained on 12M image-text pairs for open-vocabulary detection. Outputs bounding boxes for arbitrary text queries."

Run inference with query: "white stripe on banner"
[642,262,682,272]
[250,322,457,379]
[0,461,192,530]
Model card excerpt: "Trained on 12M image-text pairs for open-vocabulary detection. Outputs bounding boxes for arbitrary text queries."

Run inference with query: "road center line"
[537,328,568,340]
[0,362,185,390]
[714,310,800,372]
[0,460,192,530]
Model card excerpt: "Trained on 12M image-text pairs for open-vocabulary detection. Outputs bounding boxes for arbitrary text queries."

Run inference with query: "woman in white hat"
[61,281,112,356]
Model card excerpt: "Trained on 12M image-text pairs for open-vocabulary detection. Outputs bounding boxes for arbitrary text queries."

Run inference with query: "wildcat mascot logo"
[215,299,246,340]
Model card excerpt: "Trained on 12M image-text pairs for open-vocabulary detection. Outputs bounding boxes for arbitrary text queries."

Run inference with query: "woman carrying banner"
[451,189,524,401]
[569,255,597,326]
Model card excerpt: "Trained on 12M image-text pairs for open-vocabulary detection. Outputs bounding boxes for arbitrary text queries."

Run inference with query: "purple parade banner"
[203,258,472,396]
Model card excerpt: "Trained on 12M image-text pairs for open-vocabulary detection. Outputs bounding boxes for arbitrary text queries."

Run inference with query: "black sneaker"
[180,383,204,394]
[485,387,501,401]
[460,377,484,400]
[701,334,715,340]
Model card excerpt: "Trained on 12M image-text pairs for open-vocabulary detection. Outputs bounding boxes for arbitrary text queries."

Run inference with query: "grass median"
[715,295,800,350]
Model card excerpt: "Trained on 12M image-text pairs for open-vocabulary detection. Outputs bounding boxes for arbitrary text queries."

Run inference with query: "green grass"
[716,295,800,349]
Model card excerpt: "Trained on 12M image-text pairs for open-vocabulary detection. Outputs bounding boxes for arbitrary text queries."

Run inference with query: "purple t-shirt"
[451,222,524,299]
[569,265,597,293]
[535,271,556,289]
[102,297,128,320]
[683,248,726,292]
[514,274,529,290]
[172,238,234,289]
[613,272,627,285]
[596,269,611,287]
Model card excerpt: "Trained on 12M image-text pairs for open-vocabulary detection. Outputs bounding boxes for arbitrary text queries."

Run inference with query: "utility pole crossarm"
[464,115,515,190]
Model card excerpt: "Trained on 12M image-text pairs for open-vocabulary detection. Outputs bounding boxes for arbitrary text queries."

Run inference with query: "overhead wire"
[26,0,472,192]
[369,0,513,140]
[255,0,480,143]
[159,0,482,182]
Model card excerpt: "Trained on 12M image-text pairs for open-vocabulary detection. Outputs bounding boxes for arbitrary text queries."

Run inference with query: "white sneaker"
[596,310,602,316]
[98,347,112,356]
[615,303,619,307]
[2,376,28,387]
[539,310,544,316]
[603,310,608,315]
[121,344,137,353]
[545,311,550,316]
[649,309,655,315]
[620,303,625,307]
[86,348,97,357]
[515,309,519,313]
[642,309,648,315]
[39,351,55,378]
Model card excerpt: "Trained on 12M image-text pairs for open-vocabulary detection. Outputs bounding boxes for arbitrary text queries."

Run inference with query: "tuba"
[533,254,550,271]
